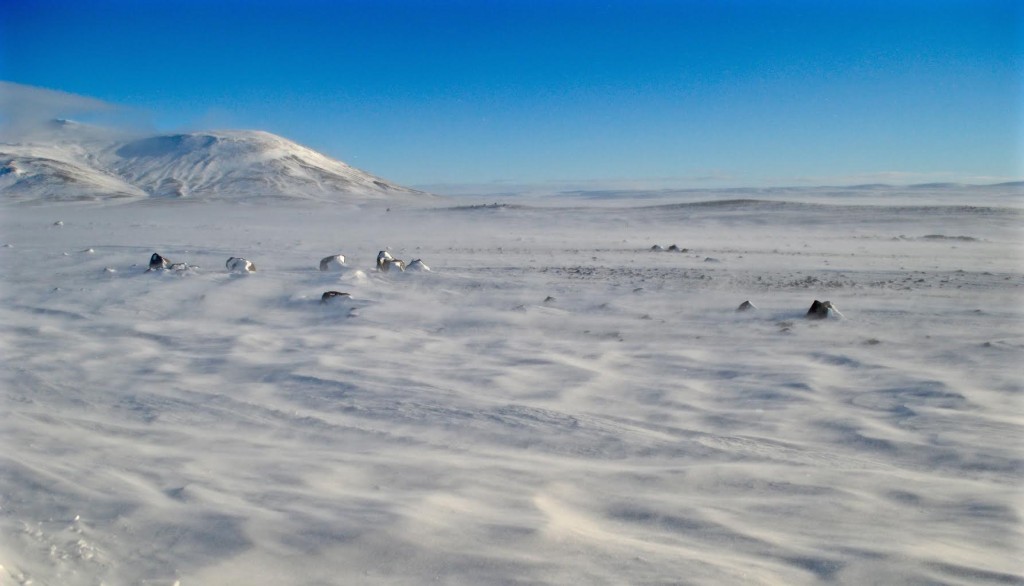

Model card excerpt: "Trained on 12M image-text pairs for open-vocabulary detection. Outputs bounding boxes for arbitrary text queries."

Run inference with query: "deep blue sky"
[2,0,1021,192]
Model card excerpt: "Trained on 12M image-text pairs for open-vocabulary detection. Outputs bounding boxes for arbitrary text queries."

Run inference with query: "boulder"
[319,254,346,271]
[406,259,430,272]
[806,299,843,319]
[226,257,256,272]
[148,252,198,272]
[148,252,170,271]
[321,291,352,303]
[377,250,405,272]
[381,258,406,272]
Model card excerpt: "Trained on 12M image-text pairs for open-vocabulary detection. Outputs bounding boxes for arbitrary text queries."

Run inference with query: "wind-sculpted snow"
[1,194,1022,585]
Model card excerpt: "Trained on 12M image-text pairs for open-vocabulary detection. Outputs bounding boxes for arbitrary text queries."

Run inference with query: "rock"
[377,250,405,272]
[226,257,256,272]
[381,258,405,272]
[319,254,346,271]
[806,299,843,319]
[148,253,170,270]
[148,253,197,272]
[650,244,664,251]
[736,300,756,312]
[321,291,351,303]
[406,259,430,272]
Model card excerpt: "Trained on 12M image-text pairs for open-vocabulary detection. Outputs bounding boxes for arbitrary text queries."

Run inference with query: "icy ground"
[1,191,1022,585]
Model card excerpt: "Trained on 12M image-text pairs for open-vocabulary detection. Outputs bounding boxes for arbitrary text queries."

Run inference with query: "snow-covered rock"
[376,250,406,272]
[806,299,844,319]
[406,259,430,272]
[319,254,347,271]
[226,257,256,273]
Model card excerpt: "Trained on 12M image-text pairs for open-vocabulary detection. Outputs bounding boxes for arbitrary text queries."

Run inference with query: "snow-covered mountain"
[0,121,426,202]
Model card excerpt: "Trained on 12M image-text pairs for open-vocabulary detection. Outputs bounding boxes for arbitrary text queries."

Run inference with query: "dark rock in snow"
[321,291,351,303]
[148,253,169,270]
[806,300,841,319]
[148,252,198,272]
[736,300,756,312]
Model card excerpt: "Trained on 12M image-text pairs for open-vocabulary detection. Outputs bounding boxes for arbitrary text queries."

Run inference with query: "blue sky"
[1,0,1021,192]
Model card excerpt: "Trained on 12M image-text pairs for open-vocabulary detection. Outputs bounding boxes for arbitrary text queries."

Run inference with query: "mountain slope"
[0,146,145,201]
[0,124,426,202]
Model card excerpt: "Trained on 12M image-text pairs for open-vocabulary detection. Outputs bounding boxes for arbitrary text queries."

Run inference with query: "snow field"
[1,194,1022,585]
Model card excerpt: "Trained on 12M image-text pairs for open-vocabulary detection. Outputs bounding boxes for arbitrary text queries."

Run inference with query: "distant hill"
[0,121,427,202]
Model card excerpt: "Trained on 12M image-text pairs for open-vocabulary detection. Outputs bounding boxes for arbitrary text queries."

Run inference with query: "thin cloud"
[0,81,148,140]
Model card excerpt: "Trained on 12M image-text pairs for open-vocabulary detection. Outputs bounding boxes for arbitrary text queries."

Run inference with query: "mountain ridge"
[0,123,427,203]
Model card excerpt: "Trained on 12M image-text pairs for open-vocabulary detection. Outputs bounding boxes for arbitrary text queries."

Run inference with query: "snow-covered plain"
[1,185,1022,585]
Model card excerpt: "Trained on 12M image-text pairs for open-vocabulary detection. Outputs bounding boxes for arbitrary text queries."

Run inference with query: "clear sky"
[1,0,1021,193]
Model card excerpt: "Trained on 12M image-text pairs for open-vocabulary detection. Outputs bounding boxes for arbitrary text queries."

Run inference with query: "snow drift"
[1,185,1022,585]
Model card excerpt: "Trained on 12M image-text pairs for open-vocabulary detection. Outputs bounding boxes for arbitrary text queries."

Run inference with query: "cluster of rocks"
[370,250,430,273]
[146,250,843,320]
[314,250,431,274]
[650,244,689,252]
[147,252,198,272]
[736,299,844,319]
[147,249,431,304]
[148,253,257,274]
